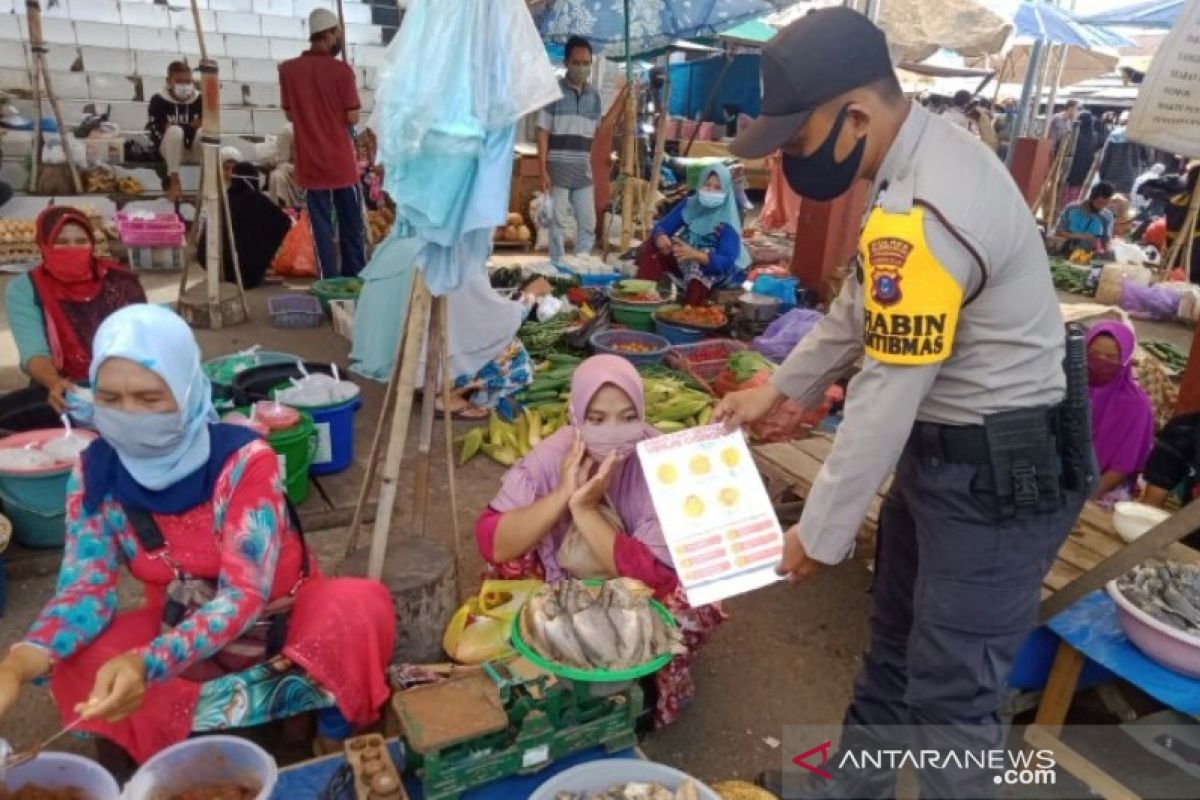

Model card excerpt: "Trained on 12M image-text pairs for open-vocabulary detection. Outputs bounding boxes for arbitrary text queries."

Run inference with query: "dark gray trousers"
[844,426,1084,799]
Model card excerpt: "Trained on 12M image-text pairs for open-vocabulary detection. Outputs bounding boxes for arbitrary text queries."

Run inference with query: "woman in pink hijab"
[476,354,725,728]
[1086,321,1155,507]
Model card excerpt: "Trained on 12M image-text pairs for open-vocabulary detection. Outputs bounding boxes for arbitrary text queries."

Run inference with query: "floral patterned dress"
[21,440,395,763]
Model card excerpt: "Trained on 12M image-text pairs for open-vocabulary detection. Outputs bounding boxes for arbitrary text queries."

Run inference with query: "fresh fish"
[603,580,648,668]
[570,586,623,668]
[540,594,592,668]
[1118,561,1200,635]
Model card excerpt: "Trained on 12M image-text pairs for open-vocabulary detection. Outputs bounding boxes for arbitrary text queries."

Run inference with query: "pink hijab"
[1087,321,1154,480]
[490,355,666,580]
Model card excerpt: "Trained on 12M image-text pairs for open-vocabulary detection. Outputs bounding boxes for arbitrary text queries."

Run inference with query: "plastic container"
[310,277,364,315]
[653,317,706,346]
[2,751,121,800]
[267,294,324,328]
[555,264,620,287]
[231,362,337,403]
[123,735,277,800]
[530,760,719,800]
[0,430,96,549]
[203,351,301,390]
[1108,580,1200,678]
[609,300,666,332]
[665,339,748,388]
[267,412,316,504]
[116,211,185,247]
[589,330,671,366]
[1112,501,1171,543]
[272,394,362,477]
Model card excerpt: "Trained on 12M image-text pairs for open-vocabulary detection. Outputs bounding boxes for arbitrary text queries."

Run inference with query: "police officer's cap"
[731,8,895,159]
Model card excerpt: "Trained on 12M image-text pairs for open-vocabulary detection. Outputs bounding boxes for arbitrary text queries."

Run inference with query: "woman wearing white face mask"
[475,355,725,729]
[637,163,750,305]
[0,305,395,765]
[146,61,203,202]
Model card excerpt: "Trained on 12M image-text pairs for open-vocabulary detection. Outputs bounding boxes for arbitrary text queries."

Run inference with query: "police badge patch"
[871,268,902,306]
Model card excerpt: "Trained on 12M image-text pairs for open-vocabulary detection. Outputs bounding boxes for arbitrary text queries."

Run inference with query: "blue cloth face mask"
[93,406,188,461]
[697,189,725,209]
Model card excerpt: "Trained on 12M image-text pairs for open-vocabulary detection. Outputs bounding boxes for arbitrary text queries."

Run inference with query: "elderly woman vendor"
[637,163,749,304]
[4,206,146,413]
[475,355,724,727]
[0,305,394,763]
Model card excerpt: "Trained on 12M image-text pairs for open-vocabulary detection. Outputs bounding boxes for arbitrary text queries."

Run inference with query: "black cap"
[731,8,894,159]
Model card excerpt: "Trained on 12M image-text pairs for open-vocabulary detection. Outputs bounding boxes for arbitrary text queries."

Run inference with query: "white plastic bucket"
[2,751,121,800]
[122,736,277,800]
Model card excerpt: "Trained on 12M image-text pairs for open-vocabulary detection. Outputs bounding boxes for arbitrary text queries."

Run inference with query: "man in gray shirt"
[537,36,627,261]
[717,10,1087,799]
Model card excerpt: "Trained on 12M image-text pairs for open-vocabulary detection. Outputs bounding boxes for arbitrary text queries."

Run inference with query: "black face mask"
[781,105,866,202]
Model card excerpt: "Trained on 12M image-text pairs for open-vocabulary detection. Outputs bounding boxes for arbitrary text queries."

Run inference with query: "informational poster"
[638,425,784,606]
[1126,0,1200,159]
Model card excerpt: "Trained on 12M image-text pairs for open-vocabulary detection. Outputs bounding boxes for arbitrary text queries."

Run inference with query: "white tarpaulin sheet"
[1126,0,1200,159]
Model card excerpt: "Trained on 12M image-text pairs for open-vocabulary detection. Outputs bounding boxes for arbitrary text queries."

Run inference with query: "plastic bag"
[713,359,840,443]
[442,579,542,664]
[275,374,360,407]
[753,308,824,363]
[270,211,317,278]
[1119,278,1183,320]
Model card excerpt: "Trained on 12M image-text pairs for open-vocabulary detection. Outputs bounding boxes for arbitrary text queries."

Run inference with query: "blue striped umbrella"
[1079,0,1184,30]
[1011,0,1135,48]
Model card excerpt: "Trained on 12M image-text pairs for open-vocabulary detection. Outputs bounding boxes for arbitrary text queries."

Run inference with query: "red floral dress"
[21,440,395,762]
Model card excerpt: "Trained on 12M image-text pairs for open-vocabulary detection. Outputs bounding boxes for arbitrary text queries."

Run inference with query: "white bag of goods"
[275,374,360,408]
[0,447,56,471]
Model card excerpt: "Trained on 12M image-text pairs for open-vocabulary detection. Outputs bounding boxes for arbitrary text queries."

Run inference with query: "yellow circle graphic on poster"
[689,454,712,476]
[657,462,679,485]
[718,486,739,507]
[721,447,740,469]
[684,495,705,518]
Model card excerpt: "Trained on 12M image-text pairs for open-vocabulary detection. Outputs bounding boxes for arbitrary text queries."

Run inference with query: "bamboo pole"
[25,0,80,195]
[26,3,42,193]
[643,58,670,240]
[413,296,444,537]
[619,0,635,252]
[1163,184,1200,277]
[440,306,462,588]
[217,165,251,320]
[336,0,348,62]
[368,273,432,581]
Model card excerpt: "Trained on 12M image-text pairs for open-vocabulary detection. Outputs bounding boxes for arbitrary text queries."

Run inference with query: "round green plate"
[509,582,678,682]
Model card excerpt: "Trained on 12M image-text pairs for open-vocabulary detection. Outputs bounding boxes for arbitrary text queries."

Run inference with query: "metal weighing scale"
[393,658,643,800]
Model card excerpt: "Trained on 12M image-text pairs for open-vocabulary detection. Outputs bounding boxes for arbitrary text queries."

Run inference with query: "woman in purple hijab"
[1086,321,1155,506]
[475,354,724,728]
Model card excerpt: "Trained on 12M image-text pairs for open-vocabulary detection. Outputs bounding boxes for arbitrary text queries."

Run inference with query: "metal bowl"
[737,292,780,323]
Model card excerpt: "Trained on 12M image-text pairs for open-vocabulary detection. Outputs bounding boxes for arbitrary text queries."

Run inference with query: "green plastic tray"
[509,581,678,682]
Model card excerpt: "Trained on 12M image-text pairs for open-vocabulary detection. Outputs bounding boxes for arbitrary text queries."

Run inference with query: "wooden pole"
[440,306,462,586]
[217,166,251,320]
[368,272,432,581]
[1162,182,1200,276]
[191,0,230,328]
[336,0,348,62]
[619,84,637,252]
[643,57,670,240]
[413,296,444,537]
[25,0,80,195]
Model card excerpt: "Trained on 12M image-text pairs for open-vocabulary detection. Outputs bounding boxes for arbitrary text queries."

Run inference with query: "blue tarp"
[667,54,762,122]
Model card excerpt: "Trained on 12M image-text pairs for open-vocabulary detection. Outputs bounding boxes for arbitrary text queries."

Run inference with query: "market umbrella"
[732,0,1015,61]
[1079,0,1184,29]
[1010,0,1133,49]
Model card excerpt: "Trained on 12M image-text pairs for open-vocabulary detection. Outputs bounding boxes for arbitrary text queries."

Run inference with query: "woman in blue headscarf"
[637,163,750,304]
[0,305,395,764]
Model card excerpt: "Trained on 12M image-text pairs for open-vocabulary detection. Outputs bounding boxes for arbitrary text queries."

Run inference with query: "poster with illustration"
[637,424,784,606]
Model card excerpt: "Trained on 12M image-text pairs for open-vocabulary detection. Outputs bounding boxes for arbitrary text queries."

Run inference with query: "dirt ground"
[0,269,1195,788]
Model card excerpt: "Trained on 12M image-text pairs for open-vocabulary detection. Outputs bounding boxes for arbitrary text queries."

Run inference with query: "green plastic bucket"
[310,277,363,315]
[0,468,72,549]
[237,408,316,505]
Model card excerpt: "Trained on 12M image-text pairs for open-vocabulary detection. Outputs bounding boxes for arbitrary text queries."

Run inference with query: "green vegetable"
[459,428,484,465]
[728,351,773,383]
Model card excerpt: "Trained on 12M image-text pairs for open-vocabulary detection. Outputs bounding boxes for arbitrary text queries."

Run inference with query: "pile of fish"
[520,579,684,671]
[1117,561,1200,636]
[555,780,700,800]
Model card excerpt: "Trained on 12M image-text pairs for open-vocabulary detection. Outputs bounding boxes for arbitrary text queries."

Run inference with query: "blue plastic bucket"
[0,468,71,548]
[653,318,706,346]
[302,397,362,476]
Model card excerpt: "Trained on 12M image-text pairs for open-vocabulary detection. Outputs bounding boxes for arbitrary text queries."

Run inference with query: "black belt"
[912,408,1060,466]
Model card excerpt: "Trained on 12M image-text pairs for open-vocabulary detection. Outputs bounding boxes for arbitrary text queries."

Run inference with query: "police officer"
[714,10,1089,799]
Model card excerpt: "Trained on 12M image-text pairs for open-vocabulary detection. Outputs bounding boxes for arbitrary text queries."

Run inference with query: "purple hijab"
[1087,321,1155,480]
[490,355,666,581]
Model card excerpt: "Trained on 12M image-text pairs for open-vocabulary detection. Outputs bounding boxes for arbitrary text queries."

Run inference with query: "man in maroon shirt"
[279,8,365,278]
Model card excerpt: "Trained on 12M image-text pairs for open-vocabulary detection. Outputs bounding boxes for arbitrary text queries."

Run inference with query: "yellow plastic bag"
[442,580,543,664]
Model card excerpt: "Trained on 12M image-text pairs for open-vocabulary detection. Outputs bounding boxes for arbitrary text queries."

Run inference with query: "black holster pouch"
[983,408,1064,518]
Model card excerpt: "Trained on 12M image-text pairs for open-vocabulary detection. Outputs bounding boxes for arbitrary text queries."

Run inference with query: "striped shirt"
[537,77,602,189]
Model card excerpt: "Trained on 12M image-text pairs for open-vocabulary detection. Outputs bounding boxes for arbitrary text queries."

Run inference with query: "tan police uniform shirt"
[771,102,1065,564]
